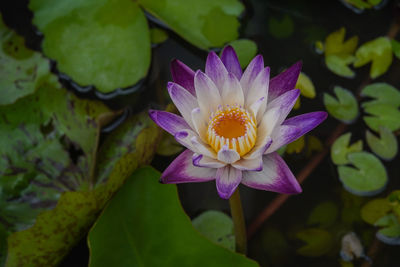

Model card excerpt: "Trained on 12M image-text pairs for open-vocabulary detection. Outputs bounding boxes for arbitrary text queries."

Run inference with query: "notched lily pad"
[338,152,388,196]
[391,39,400,59]
[324,86,358,123]
[375,214,400,245]
[360,198,391,225]
[0,14,50,105]
[138,0,244,50]
[307,202,339,228]
[366,126,398,160]
[324,28,358,78]
[192,210,235,251]
[330,132,358,164]
[88,167,258,267]
[295,228,333,257]
[361,83,400,108]
[354,37,392,79]
[363,104,400,132]
[29,0,151,93]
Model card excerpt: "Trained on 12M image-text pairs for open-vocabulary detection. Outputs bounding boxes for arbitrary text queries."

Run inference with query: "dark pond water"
[1,0,400,266]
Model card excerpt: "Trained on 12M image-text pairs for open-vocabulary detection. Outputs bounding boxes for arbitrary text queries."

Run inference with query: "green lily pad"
[29,0,151,93]
[150,28,169,44]
[338,152,388,196]
[156,133,183,156]
[331,133,363,165]
[363,104,400,132]
[360,198,391,225]
[375,213,400,245]
[286,136,305,154]
[0,74,111,232]
[260,227,289,265]
[0,14,50,105]
[391,39,400,59]
[138,0,244,50]
[354,37,392,79]
[268,15,294,39]
[192,210,235,251]
[324,27,358,78]
[324,86,358,123]
[295,228,333,257]
[227,39,258,68]
[361,83,400,108]
[366,126,398,160]
[88,167,257,267]
[5,110,162,266]
[307,202,339,228]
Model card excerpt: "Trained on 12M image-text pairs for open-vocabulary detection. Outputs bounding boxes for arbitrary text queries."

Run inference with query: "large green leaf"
[192,210,235,251]
[354,37,392,79]
[88,167,257,267]
[338,152,387,196]
[0,74,111,233]
[268,15,294,39]
[363,104,400,132]
[324,86,358,123]
[29,0,151,93]
[0,14,50,105]
[324,28,358,78]
[5,111,162,266]
[138,0,244,50]
[366,126,398,160]
[331,133,363,165]
[361,83,400,108]
[226,39,258,68]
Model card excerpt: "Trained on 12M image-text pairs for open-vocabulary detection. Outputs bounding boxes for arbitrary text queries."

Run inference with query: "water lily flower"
[149,46,327,199]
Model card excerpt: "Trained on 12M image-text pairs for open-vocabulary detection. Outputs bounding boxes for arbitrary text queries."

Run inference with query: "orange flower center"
[207,105,256,156]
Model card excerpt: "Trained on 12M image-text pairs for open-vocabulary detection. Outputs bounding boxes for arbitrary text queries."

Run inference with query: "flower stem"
[229,188,247,255]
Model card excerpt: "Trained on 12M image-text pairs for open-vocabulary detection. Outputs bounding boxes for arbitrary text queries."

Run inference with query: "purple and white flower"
[150,46,327,199]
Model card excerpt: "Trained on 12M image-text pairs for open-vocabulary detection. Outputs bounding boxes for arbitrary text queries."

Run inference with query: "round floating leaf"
[150,28,168,44]
[375,214,400,245]
[138,0,244,50]
[29,0,151,93]
[295,228,333,257]
[296,72,316,98]
[331,133,363,165]
[363,104,400,132]
[391,39,400,59]
[366,126,398,160]
[360,198,391,225]
[192,210,234,251]
[0,14,50,105]
[324,86,358,123]
[307,202,339,228]
[324,27,358,78]
[325,54,356,78]
[338,152,388,196]
[227,39,258,68]
[354,37,392,79]
[268,15,294,39]
[361,83,400,108]
[88,167,257,267]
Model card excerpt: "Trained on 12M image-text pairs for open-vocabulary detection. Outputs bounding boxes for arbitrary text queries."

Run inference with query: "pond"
[0,0,399,266]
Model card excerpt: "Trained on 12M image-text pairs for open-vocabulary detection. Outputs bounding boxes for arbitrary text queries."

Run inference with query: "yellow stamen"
[207,105,257,156]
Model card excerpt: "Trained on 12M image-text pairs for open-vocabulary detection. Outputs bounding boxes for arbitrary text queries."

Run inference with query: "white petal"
[191,107,208,142]
[265,89,300,126]
[244,135,272,160]
[192,154,226,168]
[232,157,263,171]
[205,51,228,92]
[217,145,240,164]
[265,125,301,154]
[194,71,222,117]
[240,55,264,96]
[216,166,242,199]
[245,67,270,109]
[249,96,267,124]
[221,72,244,106]
[167,82,198,129]
[190,135,217,159]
